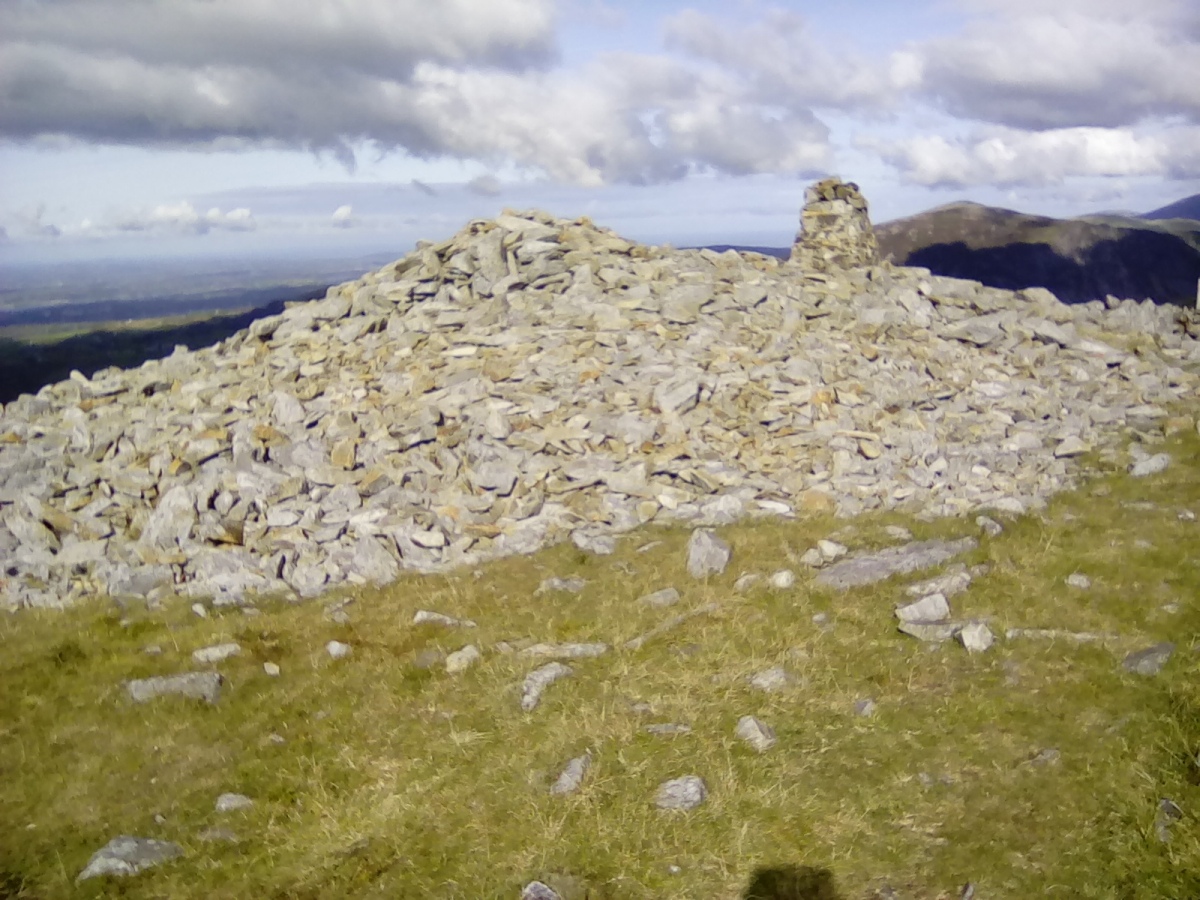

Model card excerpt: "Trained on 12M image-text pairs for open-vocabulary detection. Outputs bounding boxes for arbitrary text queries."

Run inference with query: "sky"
[2,0,1199,264]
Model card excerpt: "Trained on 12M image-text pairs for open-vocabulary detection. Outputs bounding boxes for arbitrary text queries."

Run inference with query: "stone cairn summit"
[2,183,1199,611]
[790,177,878,272]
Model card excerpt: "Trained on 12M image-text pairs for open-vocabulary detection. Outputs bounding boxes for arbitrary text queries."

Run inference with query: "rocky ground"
[2,206,1199,614]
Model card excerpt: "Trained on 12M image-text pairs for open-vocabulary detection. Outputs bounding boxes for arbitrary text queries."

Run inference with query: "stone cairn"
[790,177,878,272]
[2,182,1199,611]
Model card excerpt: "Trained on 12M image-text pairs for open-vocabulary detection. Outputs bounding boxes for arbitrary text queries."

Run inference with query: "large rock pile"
[790,177,878,272]
[2,189,1200,611]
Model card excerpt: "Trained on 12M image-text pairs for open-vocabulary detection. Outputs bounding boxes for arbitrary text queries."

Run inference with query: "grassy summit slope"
[1,428,1198,899]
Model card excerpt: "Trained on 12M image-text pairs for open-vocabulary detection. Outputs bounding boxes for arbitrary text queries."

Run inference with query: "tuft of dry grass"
[1,428,1199,899]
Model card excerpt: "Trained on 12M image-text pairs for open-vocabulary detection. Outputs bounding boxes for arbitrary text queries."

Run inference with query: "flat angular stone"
[896,593,950,624]
[127,672,222,704]
[816,538,978,590]
[769,569,796,589]
[1130,454,1171,477]
[326,640,353,659]
[413,609,477,628]
[905,568,971,598]
[1065,573,1091,589]
[1054,436,1090,458]
[957,622,994,653]
[748,666,795,693]
[549,753,591,795]
[192,642,241,665]
[521,662,573,711]
[571,530,616,556]
[77,835,183,882]
[1123,642,1174,676]
[522,882,563,900]
[639,587,681,608]
[687,529,731,578]
[655,775,708,811]
[215,792,253,813]
[445,644,482,674]
[735,715,777,752]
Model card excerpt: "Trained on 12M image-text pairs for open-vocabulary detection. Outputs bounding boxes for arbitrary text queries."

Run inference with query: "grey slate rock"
[735,715,777,752]
[895,593,950,624]
[326,640,353,659]
[748,667,795,693]
[639,587,681,608]
[815,538,978,590]
[549,753,591,795]
[1065,573,1092,589]
[522,882,563,900]
[521,662,573,711]
[1155,799,1183,843]
[215,792,253,812]
[77,835,183,881]
[656,775,708,810]
[413,609,477,628]
[1123,642,1175,676]
[957,622,994,653]
[192,642,242,665]
[127,672,223,704]
[976,515,1004,537]
[1130,454,1171,477]
[686,529,731,578]
[535,576,587,595]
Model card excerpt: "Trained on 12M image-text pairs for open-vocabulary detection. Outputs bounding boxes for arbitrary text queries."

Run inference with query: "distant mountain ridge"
[1143,193,1200,222]
[874,201,1200,307]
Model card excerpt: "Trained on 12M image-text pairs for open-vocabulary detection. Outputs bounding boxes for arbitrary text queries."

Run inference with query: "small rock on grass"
[326,640,352,660]
[854,699,877,717]
[734,573,762,591]
[445,644,482,674]
[77,836,183,882]
[263,662,281,677]
[976,515,1003,537]
[192,642,241,665]
[215,793,253,813]
[1123,643,1175,676]
[769,570,796,589]
[735,716,777,752]
[1065,573,1092,589]
[957,622,994,653]
[127,672,222,705]
[640,587,680,607]
[899,622,959,643]
[905,567,971,599]
[645,723,692,736]
[895,593,950,624]
[522,882,563,900]
[817,540,848,562]
[885,525,913,542]
[687,529,731,578]
[521,662,573,711]
[571,530,616,556]
[655,775,708,811]
[1155,799,1184,843]
[549,753,591,795]
[1130,454,1171,477]
[748,667,795,693]
[413,609,477,627]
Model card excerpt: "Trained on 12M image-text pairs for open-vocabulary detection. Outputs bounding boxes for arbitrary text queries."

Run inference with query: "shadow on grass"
[743,866,842,900]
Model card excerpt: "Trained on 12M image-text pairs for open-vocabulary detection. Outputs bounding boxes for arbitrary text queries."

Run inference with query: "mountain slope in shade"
[1143,194,1200,222]
[875,201,1200,306]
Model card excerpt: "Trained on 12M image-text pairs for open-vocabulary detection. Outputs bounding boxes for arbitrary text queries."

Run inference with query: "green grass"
[2,429,1199,899]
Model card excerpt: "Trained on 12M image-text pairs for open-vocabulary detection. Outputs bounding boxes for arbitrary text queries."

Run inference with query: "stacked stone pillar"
[790,177,879,272]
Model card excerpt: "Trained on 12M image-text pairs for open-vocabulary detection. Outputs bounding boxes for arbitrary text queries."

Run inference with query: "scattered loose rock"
[326,640,352,660]
[215,793,253,813]
[413,609,477,628]
[77,836,183,882]
[549,752,591,795]
[748,666,795,693]
[816,538,978,590]
[957,622,994,653]
[976,515,1003,537]
[687,529,731,578]
[445,644,482,674]
[521,662,573,711]
[769,569,796,590]
[127,672,223,705]
[1123,643,1175,676]
[854,699,877,717]
[1155,799,1184,843]
[735,715,777,752]
[263,662,281,677]
[899,622,959,643]
[1131,454,1172,477]
[522,882,563,900]
[896,593,950,624]
[1065,573,1092,589]
[192,642,241,665]
[639,587,680,608]
[655,775,708,811]
[905,566,971,599]
[535,577,587,595]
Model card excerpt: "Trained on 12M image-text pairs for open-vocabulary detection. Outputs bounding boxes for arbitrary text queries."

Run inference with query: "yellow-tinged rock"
[858,439,883,460]
[331,439,358,471]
